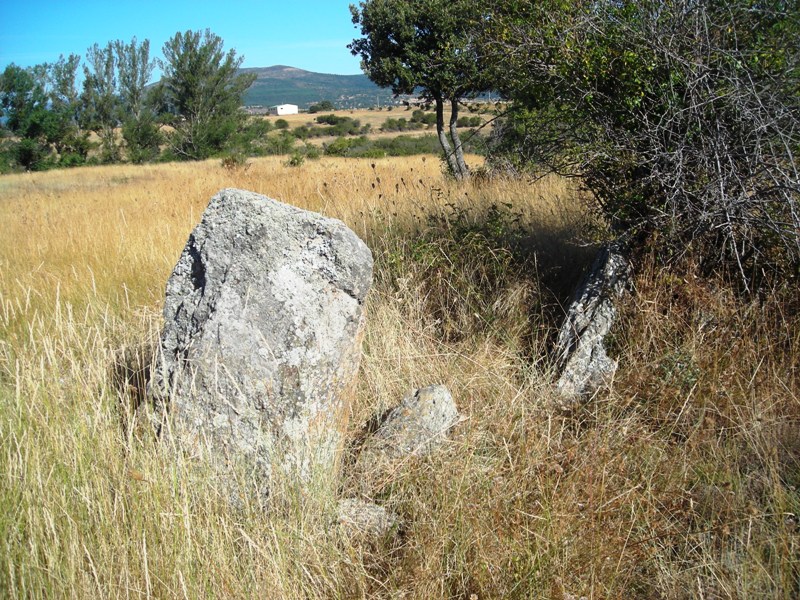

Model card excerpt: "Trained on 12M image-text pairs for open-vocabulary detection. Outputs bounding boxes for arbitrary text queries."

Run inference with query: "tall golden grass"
[1,155,797,598]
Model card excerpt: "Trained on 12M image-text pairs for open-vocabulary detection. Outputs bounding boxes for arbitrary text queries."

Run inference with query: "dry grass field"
[1,155,798,598]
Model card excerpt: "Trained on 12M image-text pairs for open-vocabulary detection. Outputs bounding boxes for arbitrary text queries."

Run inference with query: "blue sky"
[0,0,365,76]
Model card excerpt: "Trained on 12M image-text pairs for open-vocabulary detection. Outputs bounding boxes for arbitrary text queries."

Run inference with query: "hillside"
[241,65,395,109]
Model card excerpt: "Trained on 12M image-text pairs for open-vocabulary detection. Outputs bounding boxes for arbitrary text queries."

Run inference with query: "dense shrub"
[456,115,481,128]
[411,109,437,126]
[381,117,425,132]
[308,100,334,113]
[484,0,800,286]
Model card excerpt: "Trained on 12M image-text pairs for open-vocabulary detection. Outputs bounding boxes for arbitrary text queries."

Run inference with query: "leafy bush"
[57,152,86,168]
[411,109,437,126]
[323,136,357,157]
[304,144,321,160]
[297,117,366,139]
[12,138,53,171]
[456,115,481,128]
[486,0,800,286]
[122,116,161,164]
[220,152,249,170]
[315,114,346,126]
[292,125,310,140]
[381,117,425,132]
[284,151,305,167]
[254,131,296,156]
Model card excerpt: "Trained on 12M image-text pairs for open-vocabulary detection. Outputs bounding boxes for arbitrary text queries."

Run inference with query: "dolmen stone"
[554,239,630,401]
[153,188,373,495]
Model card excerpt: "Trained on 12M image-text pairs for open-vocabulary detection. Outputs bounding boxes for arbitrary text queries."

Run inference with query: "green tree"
[159,29,255,160]
[114,38,161,162]
[308,100,335,113]
[81,42,120,162]
[0,64,48,135]
[349,0,487,179]
[48,54,80,121]
[0,62,73,170]
[48,54,90,163]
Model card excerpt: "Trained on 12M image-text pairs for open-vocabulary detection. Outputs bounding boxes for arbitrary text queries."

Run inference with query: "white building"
[268,104,299,116]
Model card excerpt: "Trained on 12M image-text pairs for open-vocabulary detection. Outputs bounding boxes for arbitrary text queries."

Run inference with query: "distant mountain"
[241,65,396,109]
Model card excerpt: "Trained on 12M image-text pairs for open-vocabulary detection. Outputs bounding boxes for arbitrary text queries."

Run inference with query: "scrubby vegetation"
[1,156,797,597]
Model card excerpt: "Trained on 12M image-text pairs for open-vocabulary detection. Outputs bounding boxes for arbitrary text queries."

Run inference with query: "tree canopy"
[159,29,256,161]
[350,0,487,179]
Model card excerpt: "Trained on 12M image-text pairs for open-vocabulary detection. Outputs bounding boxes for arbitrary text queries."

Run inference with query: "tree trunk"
[434,95,463,180]
[449,98,469,178]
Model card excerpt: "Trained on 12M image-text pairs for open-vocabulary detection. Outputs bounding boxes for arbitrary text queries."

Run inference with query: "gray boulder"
[555,240,630,401]
[153,188,372,493]
[370,385,459,457]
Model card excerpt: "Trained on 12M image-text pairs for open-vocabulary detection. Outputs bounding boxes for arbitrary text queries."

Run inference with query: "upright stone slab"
[154,188,373,493]
[554,240,630,401]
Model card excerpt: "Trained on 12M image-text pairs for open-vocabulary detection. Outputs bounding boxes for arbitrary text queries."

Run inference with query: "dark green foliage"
[381,117,425,132]
[288,116,368,140]
[0,64,47,135]
[411,109,437,126]
[315,114,346,126]
[323,136,358,157]
[258,130,296,155]
[1,30,260,169]
[292,125,310,140]
[121,113,161,164]
[81,43,120,163]
[308,100,335,113]
[318,132,485,159]
[285,150,305,167]
[12,137,53,171]
[159,29,255,160]
[483,0,800,285]
[115,38,161,163]
[1,58,85,171]
[274,119,289,130]
[456,115,481,128]
[369,134,442,156]
[350,0,488,178]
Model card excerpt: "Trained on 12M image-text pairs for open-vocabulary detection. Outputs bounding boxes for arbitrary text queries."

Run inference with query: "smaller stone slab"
[554,240,630,401]
[371,385,459,457]
[337,498,398,537]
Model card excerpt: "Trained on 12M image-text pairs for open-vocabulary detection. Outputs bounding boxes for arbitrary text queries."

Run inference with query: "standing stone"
[554,240,630,401]
[153,188,373,494]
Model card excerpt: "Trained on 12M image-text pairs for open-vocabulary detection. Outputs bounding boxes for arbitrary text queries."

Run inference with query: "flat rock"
[370,385,459,457]
[337,498,398,537]
[153,188,373,494]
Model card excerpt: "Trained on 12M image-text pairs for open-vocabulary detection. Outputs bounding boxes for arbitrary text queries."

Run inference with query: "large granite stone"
[154,188,373,494]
